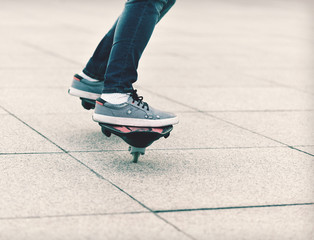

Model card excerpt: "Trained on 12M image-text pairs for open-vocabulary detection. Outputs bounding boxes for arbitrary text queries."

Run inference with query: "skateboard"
[79,97,174,163]
[80,98,96,110]
[99,123,173,163]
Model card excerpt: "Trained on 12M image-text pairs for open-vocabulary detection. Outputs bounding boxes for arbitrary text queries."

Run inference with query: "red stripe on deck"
[151,128,163,133]
[129,127,150,132]
[114,126,131,133]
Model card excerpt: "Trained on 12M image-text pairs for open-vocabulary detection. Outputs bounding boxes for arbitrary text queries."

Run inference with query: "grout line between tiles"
[140,87,314,158]
[155,202,314,214]
[20,41,82,66]
[1,145,313,156]
[1,202,313,221]
[0,211,150,221]
[0,105,195,240]
[244,73,314,96]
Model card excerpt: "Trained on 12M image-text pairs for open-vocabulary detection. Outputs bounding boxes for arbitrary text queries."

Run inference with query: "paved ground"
[1,0,313,239]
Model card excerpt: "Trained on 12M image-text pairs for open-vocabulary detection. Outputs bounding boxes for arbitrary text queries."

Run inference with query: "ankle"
[101,93,129,104]
[80,71,99,82]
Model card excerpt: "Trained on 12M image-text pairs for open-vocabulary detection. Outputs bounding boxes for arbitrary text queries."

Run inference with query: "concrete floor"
[0,0,313,239]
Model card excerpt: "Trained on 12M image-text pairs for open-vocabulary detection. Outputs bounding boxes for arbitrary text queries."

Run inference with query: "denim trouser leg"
[83,19,118,81]
[83,0,176,92]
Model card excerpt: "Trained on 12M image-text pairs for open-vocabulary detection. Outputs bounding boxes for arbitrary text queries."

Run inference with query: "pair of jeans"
[83,0,176,93]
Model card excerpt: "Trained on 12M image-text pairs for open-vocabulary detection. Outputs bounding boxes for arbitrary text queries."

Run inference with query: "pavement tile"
[296,146,314,156]
[0,115,61,154]
[0,108,7,115]
[20,112,281,153]
[0,51,77,69]
[243,69,314,87]
[0,87,189,116]
[0,0,313,238]
[151,112,281,149]
[0,68,78,88]
[0,154,145,219]
[213,111,314,146]
[295,85,314,95]
[0,88,85,115]
[20,113,124,152]
[150,87,314,111]
[0,213,189,240]
[160,205,314,240]
[133,88,192,112]
[138,66,276,88]
[71,148,314,210]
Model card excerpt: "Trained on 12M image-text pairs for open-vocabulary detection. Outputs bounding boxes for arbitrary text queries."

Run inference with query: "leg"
[83,19,118,81]
[158,0,176,22]
[103,0,176,93]
[82,0,175,82]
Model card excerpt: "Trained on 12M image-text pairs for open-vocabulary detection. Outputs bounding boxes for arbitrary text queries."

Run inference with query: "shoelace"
[130,90,149,111]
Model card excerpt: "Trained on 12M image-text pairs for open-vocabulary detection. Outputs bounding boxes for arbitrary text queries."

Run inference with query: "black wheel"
[164,133,170,139]
[81,99,95,110]
[101,127,111,137]
[132,152,140,163]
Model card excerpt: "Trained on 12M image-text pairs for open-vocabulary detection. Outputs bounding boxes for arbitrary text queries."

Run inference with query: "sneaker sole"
[68,87,101,100]
[93,113,179,127]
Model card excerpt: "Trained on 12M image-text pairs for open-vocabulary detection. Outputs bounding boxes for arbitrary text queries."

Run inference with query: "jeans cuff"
[82,69,105,81]
[102,87,133,94]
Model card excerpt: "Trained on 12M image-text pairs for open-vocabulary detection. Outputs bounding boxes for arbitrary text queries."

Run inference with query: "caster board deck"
[99,123,173,163]
[80,98,96,110]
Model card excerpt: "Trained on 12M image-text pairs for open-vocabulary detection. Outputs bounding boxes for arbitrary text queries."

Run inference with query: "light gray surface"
[0,213,190,240]
[20,113,125,152]
[0,108,8,115]
[20,112,282,153]
[160,205,314,240]
[146,86,314,111]
[71,148,314,210]
[0,88,189,115]
[0,114,61,154]
[0,0,313,239]
[1,68,78,88]
[0,154,145,218]
[212,111,314,146]
[297,147,314,156]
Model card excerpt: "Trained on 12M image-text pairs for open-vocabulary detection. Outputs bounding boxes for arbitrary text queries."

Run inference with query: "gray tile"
[0,88,85,115]
[21,112,281,153]
[243,69,314,87]
[0,115,61,154]
[0,52,77,69]
[0,213,190,240]
[0,108,7,115]
[133,88,192,112]
[20,113,124,152]
[213,111,314,146]
[296,146,314,156]
[0,87,189,116]
[138,66,275,88]
[161,205,314,240]
[149,87,314,111]
[0,68,78,88]
[0,154,145,218]
[71,148,314,210]
[151,112,281,149]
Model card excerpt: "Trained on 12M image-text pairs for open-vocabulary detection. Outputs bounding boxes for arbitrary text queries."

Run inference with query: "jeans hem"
[82,69,105,81]
[102,87,134,94]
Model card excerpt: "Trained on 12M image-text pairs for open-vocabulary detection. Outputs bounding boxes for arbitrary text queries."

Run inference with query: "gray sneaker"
[92,90,179,127]
[68,74,103,100]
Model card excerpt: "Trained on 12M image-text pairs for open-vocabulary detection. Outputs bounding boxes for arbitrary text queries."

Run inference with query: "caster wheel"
[132,152,140,163]
[101,127,111,137]
[81,99,95,110]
